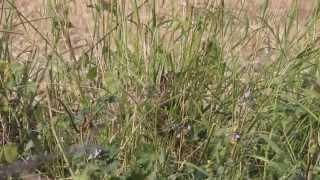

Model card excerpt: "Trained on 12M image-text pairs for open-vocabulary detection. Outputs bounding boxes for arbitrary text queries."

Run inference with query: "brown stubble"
[9,1,316,62]
[223,0,318,75]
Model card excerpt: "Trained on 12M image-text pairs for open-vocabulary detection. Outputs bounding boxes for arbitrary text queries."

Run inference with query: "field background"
[9,0,319,77]
[11,0,316,57]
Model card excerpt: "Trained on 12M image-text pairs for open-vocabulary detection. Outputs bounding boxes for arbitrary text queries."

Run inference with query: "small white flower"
[87,148,102,160]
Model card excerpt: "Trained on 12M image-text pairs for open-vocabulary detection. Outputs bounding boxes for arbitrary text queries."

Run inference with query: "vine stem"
[46,86,75,177]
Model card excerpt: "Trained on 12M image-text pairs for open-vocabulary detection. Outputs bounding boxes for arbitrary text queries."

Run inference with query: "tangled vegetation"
[0,0,320,179]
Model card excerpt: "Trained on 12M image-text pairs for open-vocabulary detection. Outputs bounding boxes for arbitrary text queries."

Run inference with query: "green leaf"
[304,89,320,99]
[251,155,286,172]
[184,162,209,177]
[87,66,97,80]
[73,164,99,180]
[3,143,18,163]
[127,172,148,180]
[10,62,24,77]
[159,149,166,165]
[0,62,9,74]
[79,53,90,68]
[73,173,90,180]
[0,62,10,81]
[104,72,121,94]
[26,82,37,94]
[259,134,285,156]
[0,96,10,113]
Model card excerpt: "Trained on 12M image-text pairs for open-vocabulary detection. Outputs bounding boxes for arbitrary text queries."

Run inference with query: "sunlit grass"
[0,0,320,179]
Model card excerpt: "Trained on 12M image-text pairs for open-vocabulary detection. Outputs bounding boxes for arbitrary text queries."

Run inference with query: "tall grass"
[0,0,320,179]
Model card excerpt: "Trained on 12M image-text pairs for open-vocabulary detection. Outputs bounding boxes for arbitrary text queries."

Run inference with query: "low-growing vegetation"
[0,0,320,179]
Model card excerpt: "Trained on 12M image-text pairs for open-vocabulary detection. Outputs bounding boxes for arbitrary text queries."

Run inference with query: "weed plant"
[0,0,320,179]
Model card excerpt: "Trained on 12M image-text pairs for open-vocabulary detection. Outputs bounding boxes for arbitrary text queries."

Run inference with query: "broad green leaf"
[73,173,90,180]
[251,155,286,172]
[259,134,285,155]
[26,82,37,94]
[159,149,166,165]
[79,53,89,68]
[0,96,9,113]
[10,62,24,77]
[3,143,18,163]
[104,72,121,94]
[0,62,10,81]
[303,89,320,99]
[184,162,209,177]
[0,62,9,74]
[73,164,99,180]
[87,66,97,80]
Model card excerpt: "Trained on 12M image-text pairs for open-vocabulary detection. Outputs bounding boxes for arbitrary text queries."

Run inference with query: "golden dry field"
[8,0,319,73]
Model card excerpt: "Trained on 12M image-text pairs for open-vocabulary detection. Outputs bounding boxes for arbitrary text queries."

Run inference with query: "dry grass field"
[10,0,316,56]
[9,0,318,72]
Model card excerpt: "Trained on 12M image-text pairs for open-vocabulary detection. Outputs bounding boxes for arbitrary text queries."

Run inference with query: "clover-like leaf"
[3,143,18,163]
